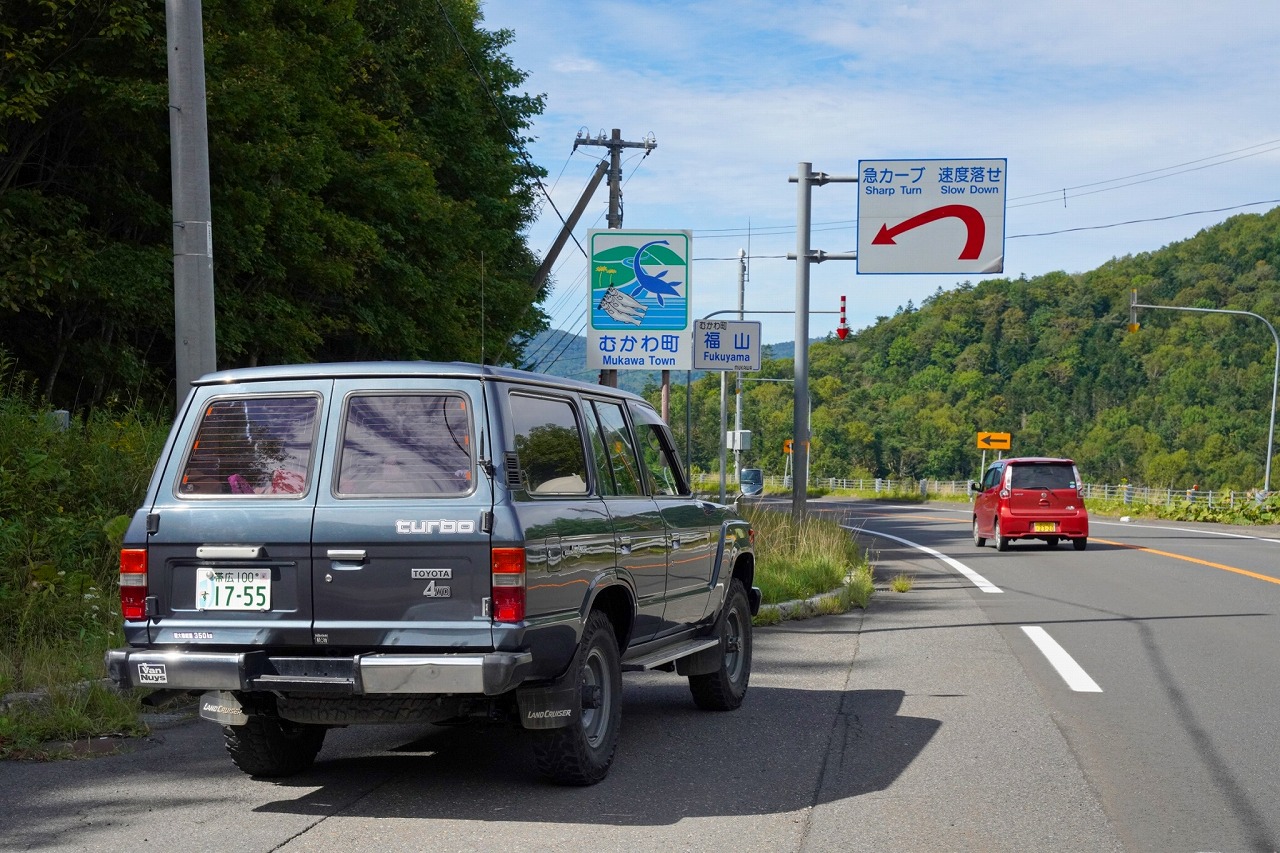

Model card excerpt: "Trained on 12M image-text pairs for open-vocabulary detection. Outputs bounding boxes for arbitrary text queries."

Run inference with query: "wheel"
[972,517,986,547]
[1073,537,1088,551]
[689,578,753,711]
[532,610,622,785]
[223,715,326,777]
[1046,537,1059,548]
[994,518,1010,552]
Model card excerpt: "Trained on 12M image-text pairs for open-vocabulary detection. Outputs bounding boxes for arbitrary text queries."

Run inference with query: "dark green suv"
[106,362,757,785]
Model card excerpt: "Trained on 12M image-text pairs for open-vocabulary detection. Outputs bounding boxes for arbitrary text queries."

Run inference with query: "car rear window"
[1010,463,1077,490]
[336,393,474,496]
[178,396,320,497]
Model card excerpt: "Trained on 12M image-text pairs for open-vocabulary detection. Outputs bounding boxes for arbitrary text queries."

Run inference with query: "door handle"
[327,549,367,566]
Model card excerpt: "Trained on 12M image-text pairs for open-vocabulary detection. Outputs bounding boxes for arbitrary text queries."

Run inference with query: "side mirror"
[969,481,982,493]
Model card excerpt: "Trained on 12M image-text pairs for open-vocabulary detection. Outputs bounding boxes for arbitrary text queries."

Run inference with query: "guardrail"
[693,473,1266,508]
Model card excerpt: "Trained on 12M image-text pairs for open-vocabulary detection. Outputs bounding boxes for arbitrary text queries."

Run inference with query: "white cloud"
[483,0,1280,347]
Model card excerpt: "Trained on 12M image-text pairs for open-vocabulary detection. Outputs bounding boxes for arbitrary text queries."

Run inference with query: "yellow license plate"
[1033,521,1057,533]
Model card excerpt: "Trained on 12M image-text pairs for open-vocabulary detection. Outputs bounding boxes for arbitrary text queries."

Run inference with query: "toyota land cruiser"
[105,362,757,785]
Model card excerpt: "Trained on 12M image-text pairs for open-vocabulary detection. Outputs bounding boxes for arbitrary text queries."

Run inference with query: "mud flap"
[515,682,578,729]
[198,690,249,726]
[675,643,723,677]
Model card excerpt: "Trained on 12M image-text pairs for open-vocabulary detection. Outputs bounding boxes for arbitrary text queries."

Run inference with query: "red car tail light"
[491,547,526,623]
[119,548,148,621]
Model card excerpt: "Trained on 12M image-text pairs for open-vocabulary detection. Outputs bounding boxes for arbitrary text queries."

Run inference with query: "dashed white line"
[844,526,1003,593]
[1021,626,1103,692]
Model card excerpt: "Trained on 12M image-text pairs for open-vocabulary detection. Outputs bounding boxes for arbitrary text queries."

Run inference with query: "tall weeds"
[0,353,169,694]
[741,503,869,605]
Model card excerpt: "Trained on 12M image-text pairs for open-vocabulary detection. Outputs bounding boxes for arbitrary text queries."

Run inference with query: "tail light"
[491,547,526,623]
[119,548,148,621]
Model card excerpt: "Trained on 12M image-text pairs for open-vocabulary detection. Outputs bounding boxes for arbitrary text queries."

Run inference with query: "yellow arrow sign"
[977,431,1011,450]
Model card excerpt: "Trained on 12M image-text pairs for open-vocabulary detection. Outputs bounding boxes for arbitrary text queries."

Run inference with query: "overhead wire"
[447,8,1280,354]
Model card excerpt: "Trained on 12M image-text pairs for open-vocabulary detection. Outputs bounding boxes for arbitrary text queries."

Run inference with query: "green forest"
[6,2,1280,494]
[1,0,547,410]
[655,207,1280,492]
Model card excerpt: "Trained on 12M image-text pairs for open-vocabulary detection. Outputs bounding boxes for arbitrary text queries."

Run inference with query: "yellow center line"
[1092,538,1280,585]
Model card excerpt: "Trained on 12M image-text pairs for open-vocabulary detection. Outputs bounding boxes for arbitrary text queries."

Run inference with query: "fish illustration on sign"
[598,286,646,326]
[623,240,683,306]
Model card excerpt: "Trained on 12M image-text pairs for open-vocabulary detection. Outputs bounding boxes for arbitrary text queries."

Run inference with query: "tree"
[0,0,547,410]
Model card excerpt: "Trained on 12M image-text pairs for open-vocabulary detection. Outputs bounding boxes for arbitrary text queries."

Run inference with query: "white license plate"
[196,568,272,611]
[1033,521,1058,533]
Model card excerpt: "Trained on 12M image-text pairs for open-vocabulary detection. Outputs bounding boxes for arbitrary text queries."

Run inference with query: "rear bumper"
[999,512,1088,538]
[104,648,533,697]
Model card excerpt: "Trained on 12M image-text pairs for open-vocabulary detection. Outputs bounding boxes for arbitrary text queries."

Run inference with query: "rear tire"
[972,518,986,548]
[532,610,622,785]
[1046,537,1059,548]
[223,716,326,778]
[1073,537,1088,551]
[689,579,753,711]
[995,518,1011,552]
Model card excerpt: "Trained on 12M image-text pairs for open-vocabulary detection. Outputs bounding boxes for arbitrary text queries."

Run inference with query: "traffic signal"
[1128,289,1140,333]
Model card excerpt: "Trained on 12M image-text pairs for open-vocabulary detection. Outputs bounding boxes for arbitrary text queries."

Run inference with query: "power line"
[432,1,577,239]
[1008,199,1280,239]
[1009,138,1280,203]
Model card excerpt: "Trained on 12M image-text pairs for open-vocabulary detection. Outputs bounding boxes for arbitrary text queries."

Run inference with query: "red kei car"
[970,457,1089,551]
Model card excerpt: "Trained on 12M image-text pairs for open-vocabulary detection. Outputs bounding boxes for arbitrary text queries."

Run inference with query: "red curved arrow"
[871,204,986,260]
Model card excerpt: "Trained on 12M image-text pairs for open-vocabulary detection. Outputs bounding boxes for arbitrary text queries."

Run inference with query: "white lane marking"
[844,526,1003,593]
[851,501,1280,544]
[1021,626,1103,692]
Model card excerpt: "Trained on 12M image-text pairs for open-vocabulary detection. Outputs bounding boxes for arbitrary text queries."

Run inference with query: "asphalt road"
[4,498,1275,851]
[818,498,1280,852]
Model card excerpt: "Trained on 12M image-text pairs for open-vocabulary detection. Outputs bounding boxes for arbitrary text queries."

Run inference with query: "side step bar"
[621,637,720,672]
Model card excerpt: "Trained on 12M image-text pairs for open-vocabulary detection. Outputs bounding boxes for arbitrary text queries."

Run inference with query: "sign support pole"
[787,165,857,520]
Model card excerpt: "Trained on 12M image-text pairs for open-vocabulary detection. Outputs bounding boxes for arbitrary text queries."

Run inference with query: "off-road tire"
[223,716,326,777]
[689,579,753,711]
[972,518,986,547]
[532,610,622,785]
[995,519,1011,552]
[1073,537,1088,551]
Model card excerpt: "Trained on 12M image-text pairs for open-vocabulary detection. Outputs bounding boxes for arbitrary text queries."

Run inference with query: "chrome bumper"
[104,648,533,696]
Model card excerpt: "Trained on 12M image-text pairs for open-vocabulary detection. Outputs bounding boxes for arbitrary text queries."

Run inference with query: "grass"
[889,573,915,593]
[741,503,875,622]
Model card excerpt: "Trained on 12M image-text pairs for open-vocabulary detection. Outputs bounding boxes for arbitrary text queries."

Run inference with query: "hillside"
[649,207,1280,491]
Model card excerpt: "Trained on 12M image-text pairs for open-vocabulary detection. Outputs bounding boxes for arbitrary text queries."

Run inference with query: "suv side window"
[510,393,589,495]
[592,401,644,497]
[336,393,473,496]
[627,401,690,497]
[178,395,320,497]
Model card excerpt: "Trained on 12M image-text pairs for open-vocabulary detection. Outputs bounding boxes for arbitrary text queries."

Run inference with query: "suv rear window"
[1010,463,1077,490]
[336,394,474,496]
[178,396,320,497]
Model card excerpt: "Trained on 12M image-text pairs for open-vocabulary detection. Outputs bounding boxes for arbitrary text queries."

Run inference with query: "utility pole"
[573,129,656,388]
[734,248,747,485]
[787,163,858,520]
[167,0,217,410]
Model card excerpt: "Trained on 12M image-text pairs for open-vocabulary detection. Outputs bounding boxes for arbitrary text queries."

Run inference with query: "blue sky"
[480,0,1280,358]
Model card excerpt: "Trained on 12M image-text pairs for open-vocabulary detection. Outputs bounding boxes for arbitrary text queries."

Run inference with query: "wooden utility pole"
[573,129,656,388]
